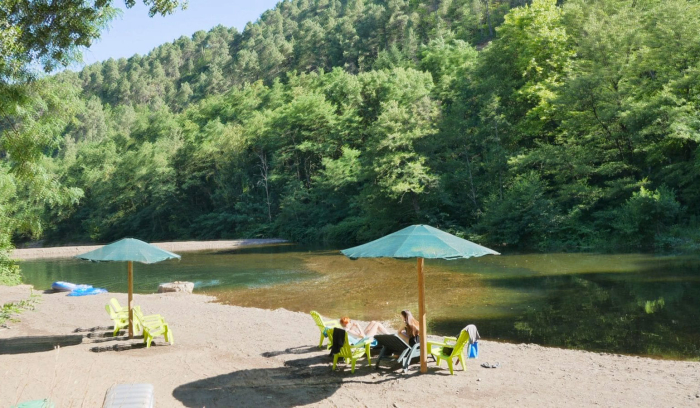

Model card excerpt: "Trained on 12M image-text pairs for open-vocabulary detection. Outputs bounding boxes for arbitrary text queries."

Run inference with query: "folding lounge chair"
[102,383,155,408]
[373,334,420,373]
[310,311,341,349]
[427,329,470,375]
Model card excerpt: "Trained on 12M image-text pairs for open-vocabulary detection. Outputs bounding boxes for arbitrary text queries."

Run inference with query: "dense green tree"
[6,0,700,255]
[0,0,185,283]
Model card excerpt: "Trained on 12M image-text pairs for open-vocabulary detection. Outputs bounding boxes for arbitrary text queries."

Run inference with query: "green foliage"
[0,238,21,286]
[479,172,558,248]
[3,0,700,252]
[0,289,40,326]
[610,186,682,248]
[0,0,186,285]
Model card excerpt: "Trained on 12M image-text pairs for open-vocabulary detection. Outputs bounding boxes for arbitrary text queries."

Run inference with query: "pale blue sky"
[78,0,280,66]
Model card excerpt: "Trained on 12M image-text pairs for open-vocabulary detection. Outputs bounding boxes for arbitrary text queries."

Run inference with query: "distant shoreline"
[11,239,288,260]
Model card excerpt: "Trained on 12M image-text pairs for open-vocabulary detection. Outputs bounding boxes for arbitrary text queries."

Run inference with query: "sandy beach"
[2,283,700,407]
[11,239,288,261]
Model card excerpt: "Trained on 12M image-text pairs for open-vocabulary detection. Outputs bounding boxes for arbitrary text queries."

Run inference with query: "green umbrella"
[341,225,499,373]
[76,238,181,338]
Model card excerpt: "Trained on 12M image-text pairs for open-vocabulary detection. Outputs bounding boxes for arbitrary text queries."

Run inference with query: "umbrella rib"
[435,235,480,259]
[393,233,417,258]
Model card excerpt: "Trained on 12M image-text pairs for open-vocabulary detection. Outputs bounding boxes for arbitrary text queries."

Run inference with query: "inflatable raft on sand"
[51,281,108,296]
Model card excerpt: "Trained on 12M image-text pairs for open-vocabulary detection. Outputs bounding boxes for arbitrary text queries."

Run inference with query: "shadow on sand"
[0,335,84,354]
[173,346,411,407]
[0,326,153,355]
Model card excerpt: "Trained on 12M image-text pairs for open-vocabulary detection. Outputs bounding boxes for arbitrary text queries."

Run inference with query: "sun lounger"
[373,334,420,373]
[102,383,155,408]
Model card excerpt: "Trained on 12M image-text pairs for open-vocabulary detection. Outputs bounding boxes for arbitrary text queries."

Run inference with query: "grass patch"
[0,265,22,286]
[0,290,41,327]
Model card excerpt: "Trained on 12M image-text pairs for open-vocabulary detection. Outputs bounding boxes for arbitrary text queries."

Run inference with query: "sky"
[78,0,280,66]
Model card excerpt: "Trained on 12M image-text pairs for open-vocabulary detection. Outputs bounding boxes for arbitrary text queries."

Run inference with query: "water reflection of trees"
[510,274,700,359]
[429,268,700,359]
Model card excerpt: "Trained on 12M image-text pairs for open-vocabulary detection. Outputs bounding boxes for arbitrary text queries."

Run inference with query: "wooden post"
[128,261,134,339]
[417,257,427,373]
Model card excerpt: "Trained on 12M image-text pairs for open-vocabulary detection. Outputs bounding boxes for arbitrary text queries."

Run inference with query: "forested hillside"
[12,0,700,250]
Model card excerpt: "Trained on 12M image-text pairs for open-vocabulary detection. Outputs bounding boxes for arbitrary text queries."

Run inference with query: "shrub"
[0,243,21,286]
[478,172,558,249]
[611,186,682,248]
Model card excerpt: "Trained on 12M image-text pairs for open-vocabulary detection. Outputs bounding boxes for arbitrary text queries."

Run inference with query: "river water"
[18,244,700,359]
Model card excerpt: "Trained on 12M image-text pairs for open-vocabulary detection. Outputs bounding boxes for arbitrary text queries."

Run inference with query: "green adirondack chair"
[106,300,162,335]
[133,306,166,325]
[330,328,372,373]
[133,307,174,348]
[310,310,341,349]
[110,298,128,315]
[105,304,129,336]
[325,326,371,363]
[427,329,470,375]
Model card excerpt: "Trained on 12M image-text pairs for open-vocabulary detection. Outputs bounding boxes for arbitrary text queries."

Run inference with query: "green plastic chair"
[310,311,341,349]
[427,329,470,375]
[330,328,371,373]
[325,327,372,362]
[110,298,128,315]
[105,304,129,336]
[133,307,174,348]
[107,298,168,336]
[133,306,166,325]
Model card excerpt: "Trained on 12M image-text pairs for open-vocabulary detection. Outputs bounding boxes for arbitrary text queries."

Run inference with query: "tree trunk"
[257,149,273,223]
[411,192,421,216]
[485,0,494,37]
[465,148,478,209]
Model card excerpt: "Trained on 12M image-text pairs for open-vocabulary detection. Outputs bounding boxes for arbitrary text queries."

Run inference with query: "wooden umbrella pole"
[417,257,427,373]
[128,261,134,339]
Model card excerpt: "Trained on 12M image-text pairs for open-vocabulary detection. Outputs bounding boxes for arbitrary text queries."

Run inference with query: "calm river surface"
[19,244,700,359]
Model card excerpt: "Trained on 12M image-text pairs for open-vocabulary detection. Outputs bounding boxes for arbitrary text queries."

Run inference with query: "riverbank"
[11,239,288,260]
[1,285,699,407]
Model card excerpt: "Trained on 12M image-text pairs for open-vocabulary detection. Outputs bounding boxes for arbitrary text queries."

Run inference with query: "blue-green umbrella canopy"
[76,238,181,264]
[341,225,500,260]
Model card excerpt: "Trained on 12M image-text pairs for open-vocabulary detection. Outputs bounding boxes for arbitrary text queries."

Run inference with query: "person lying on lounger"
[339,316,390,343]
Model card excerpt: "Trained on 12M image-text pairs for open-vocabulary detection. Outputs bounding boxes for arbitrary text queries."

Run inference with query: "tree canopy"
[4,0,700,264]
[0,0,185,284]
